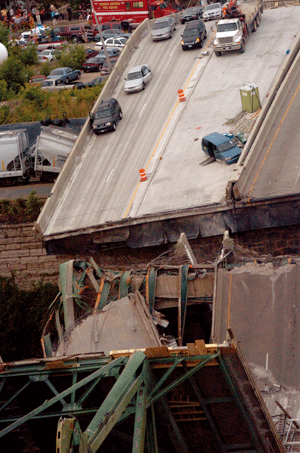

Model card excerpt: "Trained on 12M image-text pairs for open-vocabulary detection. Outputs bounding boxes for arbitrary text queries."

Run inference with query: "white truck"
[0,127,78,185]
[213,0,263,56]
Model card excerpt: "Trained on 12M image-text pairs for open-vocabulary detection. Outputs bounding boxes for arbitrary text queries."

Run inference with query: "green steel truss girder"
[146,268,157,315]
[84,351,147,452]
[178,265,190,346]
[217,355,262,452]
[148,351,220,405]
[146,404,158,453]
[149,357,185,399]
[119,270,132,299]
[132,384,147,453]
[0,356,126,438]
[0,349,267,453]
[0,379,31,413]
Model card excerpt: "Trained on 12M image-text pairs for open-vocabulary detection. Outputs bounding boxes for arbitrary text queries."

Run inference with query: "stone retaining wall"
[1,223,300,289]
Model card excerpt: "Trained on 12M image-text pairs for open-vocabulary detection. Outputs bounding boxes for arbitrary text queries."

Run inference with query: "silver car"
[124,65,152,93]
[151,16,176,41]
[203,2,222,21]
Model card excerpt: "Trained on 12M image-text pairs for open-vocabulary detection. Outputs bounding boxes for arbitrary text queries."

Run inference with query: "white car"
[95,37,127,49]
[124,65,152,94]
[203,2,222,21]
[38,49,57,63]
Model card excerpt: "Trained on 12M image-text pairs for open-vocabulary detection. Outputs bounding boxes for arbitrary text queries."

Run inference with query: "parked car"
[73,76,108,89]
[86,76,108,87]
[90,98,123,134]
[180,6,204,24]
[47,67,81,84]
[38,49,57,62]
[94,29,131,42]
[95,36,127,49]
[85,47,99,60]
[96,48,121,59]
[100,57,118,76]
[82,56,104,72]
[124,65,152,93]
[181,20,207,50]
[151,16,176,41]
[203,2,222,21]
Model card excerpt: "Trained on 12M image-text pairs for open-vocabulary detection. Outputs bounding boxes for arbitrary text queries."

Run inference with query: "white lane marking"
[106,168,114,183]
[169,43,177,57]
[139,103,147,117]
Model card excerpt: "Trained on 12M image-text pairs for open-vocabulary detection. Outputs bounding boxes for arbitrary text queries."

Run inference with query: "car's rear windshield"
[95,108,111,119]
[183,28,199,37]
[88,57,100,63]
[127,71,142,81]
[153,21,169,29]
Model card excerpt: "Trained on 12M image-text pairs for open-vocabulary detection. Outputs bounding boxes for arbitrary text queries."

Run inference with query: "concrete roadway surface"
[235,44,300,201]
[43,7,300,237]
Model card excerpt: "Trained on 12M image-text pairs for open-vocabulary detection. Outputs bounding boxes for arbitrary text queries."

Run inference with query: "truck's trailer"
[0,129,31,185]
[33,127,78,182]
[214,0,263,56]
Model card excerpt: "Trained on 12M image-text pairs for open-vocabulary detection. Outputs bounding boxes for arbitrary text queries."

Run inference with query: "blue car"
[201,132,242,165]
[47,67,81,85]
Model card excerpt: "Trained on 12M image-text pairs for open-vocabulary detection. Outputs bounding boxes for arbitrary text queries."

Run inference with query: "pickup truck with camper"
[0,128,78,185]
[53,24,96,43]
[201,132,242,165]
[41,79,75,92]
[214,0,263,56]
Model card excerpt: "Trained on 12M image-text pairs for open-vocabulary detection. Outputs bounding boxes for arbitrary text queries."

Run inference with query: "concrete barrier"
[37,19,151,234]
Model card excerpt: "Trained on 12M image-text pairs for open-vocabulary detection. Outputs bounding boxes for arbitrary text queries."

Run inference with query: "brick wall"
[0,224,68,289]
[1,223,300,289]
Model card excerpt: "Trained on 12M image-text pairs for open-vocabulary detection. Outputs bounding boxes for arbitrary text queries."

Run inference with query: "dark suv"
[90,98,122,134]
[181,20,207,50]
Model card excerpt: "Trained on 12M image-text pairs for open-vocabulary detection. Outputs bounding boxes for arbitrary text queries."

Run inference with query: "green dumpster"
[240,83,261,113]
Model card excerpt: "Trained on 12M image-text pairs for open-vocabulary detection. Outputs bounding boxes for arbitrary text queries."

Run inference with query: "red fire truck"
[92,0,177,26]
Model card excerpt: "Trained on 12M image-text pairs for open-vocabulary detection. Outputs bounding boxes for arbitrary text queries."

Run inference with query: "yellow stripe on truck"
[2,160,5,171]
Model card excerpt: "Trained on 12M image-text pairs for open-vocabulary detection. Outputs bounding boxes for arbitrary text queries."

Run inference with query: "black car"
[86,76,108,87]
[180,6,204,24]
[181,20,207,50]
[90,98,122,134]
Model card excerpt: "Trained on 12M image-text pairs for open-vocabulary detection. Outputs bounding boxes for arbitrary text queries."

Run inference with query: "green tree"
[0,55,27,93]
[0,79,8,102]
[57,44,86,70]
[0,277,58,361]
[20,44,38,66]
[0,22,9,47]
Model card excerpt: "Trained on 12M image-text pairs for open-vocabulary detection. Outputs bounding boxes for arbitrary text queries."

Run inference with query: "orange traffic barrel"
[139,168,147,182]
[178,89,186,102]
